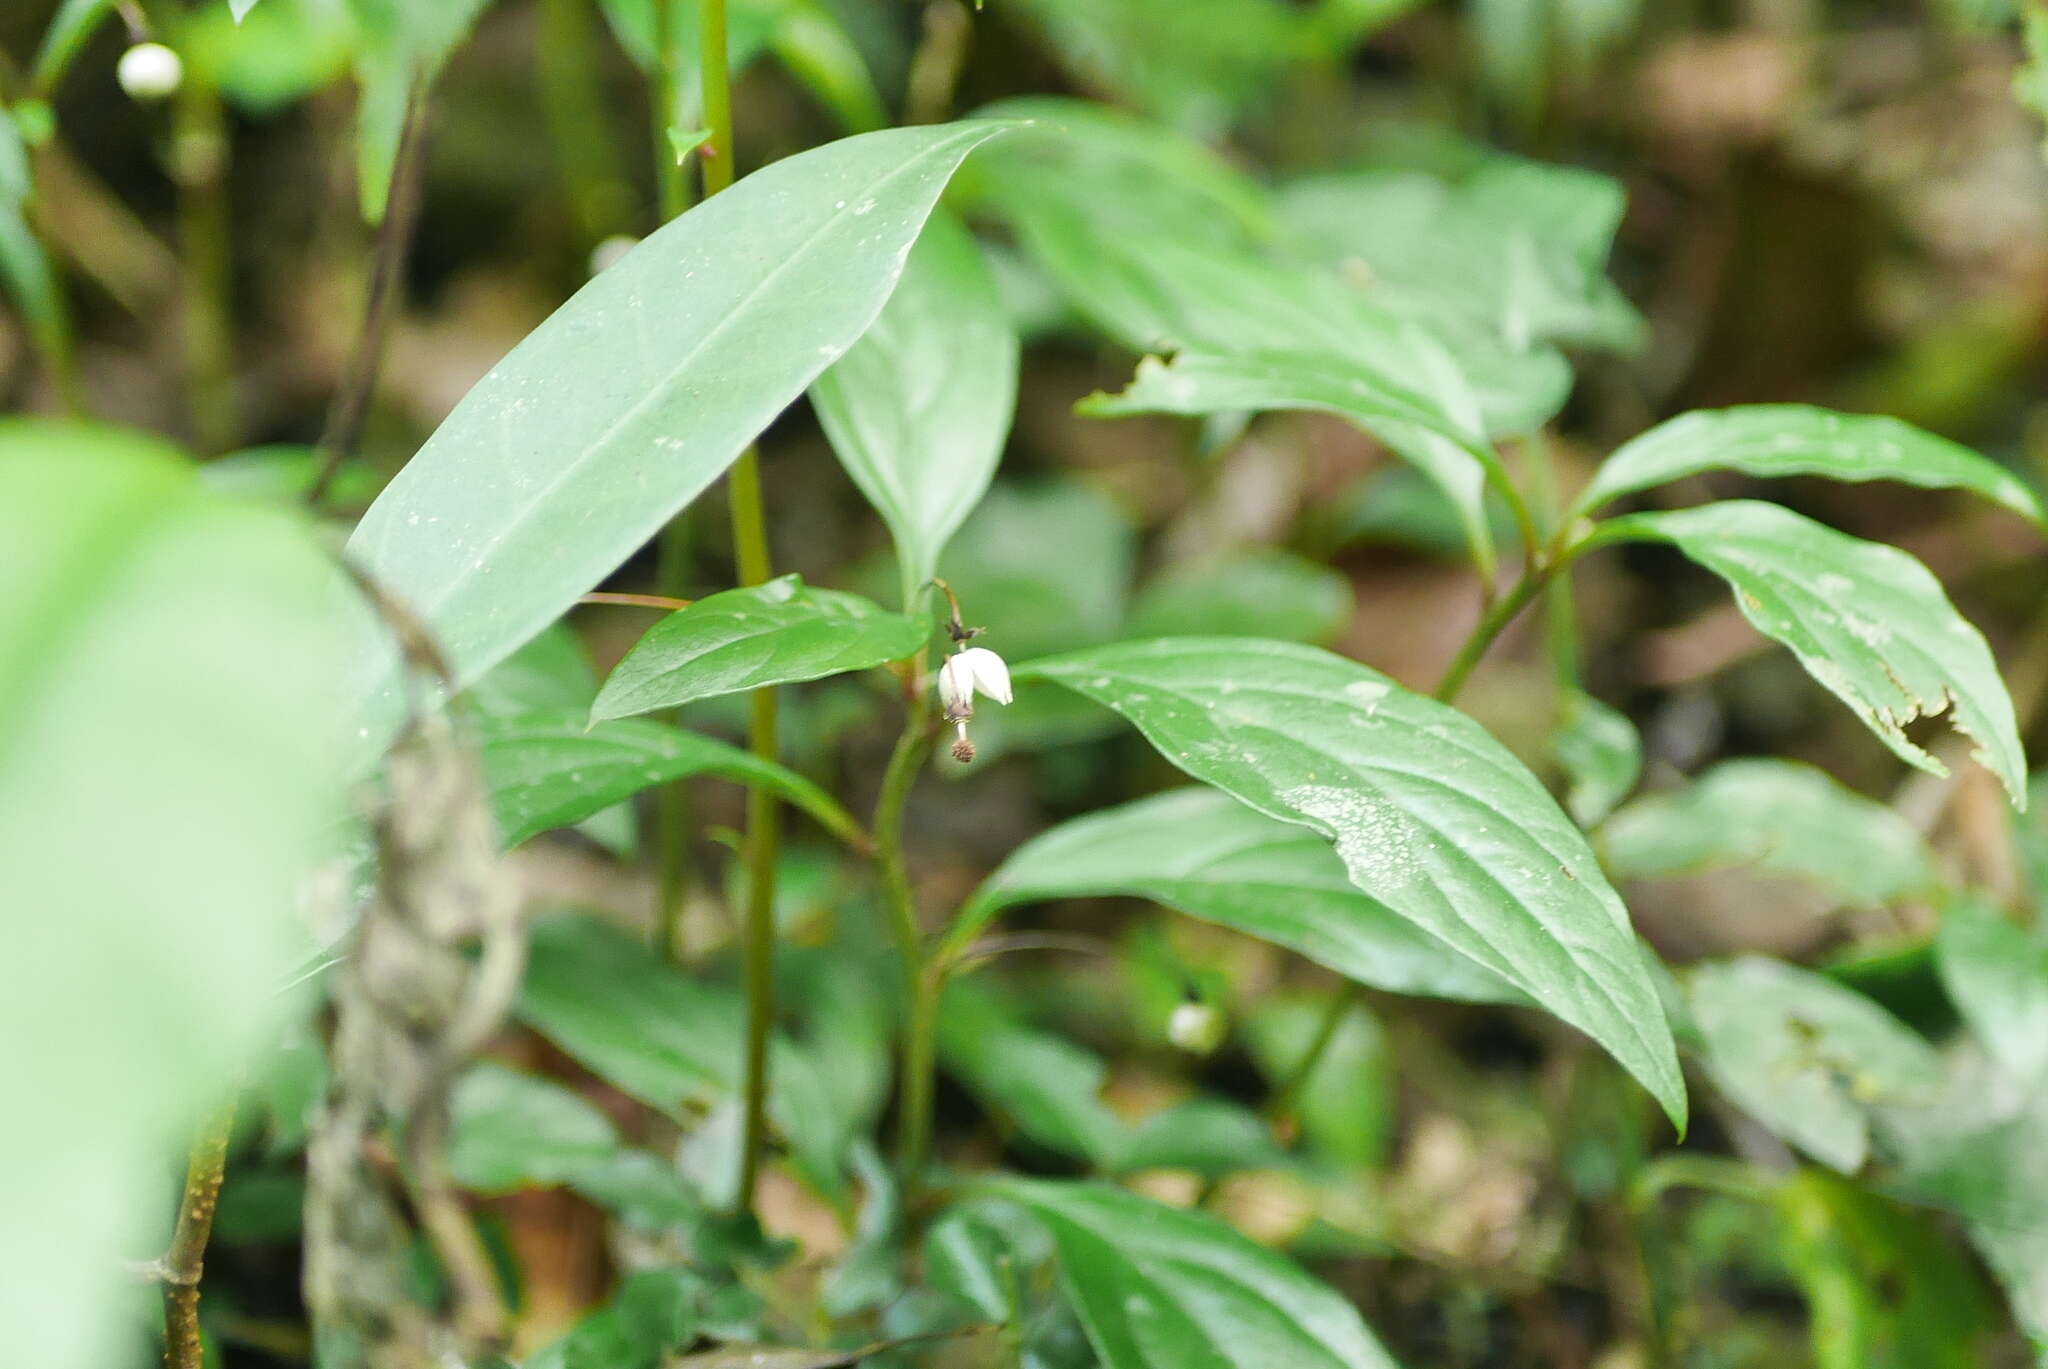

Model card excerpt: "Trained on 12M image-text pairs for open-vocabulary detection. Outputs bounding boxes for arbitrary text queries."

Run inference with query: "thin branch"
[309,89,432,507]
[161,1097,238,1369]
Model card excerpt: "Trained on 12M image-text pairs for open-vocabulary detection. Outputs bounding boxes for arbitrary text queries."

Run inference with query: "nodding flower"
[937,646,1012,763]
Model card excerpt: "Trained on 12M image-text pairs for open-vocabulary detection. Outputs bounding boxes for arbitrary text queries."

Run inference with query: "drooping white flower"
[117,43,184,101]
[937,645,1011,763]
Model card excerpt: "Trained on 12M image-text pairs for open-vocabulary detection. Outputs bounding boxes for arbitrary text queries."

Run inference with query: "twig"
[308,89,431,506]
[579,591,695,612]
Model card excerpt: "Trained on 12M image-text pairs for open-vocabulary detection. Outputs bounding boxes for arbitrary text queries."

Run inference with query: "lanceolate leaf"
[348,0,495,223]
[1594,500,2027,803]
[976,1177,1400,1369]
[959,786,1524,1005]
[1083,349,1504,577]
[591,575,926,720]
[812,210,1018,605]
[1015,637,1687,1129]
[344,122,1013,752]
[935,982,1126,1167]
[31,0,118,92]
[477,710,863,849]
[1602,759,1938,908]
[1575,406,2045,522]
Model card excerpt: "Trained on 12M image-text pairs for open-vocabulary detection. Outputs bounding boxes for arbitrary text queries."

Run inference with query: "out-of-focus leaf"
[1775,1169,1995,1369]
[812,210,1017,604]
[1595,501,2027,804]
[591,575,925,720]
[199,444,385,507]
[343,122,1013,755]
[1084,348,1504,578]
[963,97,1275,245]
[1688,956,1943,1172]
[1247,994,1393,1168]
[1553,689,1641,827]
[1125,550,1354,646]
[935,479,1134,661]
[1280,160,1643,353]
[924,1204,1035,1324]
[0,421,350,1369]
[1017,638,1686,1128]
[959,787,1524,1006]
[1935,897,2048,1086]
[464,626,633,853]
[977,1177,1400,1369]
[231,0,261,19]
[181,0,355,114]
[1001,0,1304,134]
[448,1062,621,1193]
[348,0,494,222]
[31,0,119,91]
[769,3,887,132]
[1113,1097,1290,1177]
[936,981,1125,1166]
[516,914,850,1193]
[1575,406,2044,522]
[1602,760,1938,907]
[821,1141,903,1317]
[476,711,862,849]
[1873,1058,2048,1352]
[540,1267,706,1369]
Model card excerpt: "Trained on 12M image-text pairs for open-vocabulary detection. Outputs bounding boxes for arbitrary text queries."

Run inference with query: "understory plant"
[8,1,2048,1367]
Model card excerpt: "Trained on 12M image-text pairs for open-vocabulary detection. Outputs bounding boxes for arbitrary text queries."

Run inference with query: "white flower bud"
[1167,1000,1227,1055]
[117,43,184,101]
[937,645,1010,763]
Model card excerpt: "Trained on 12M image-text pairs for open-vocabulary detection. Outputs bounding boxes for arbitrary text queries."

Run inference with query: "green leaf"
[1934,896,2048,1086]
[547,1267,706,1369]
[0,420,350,1369]
[1774,1169,1996,1369]
[465,623,599,717]
[448,1062,622,1193]
[935,479,1134,660]
[1113,1098,1291,1177]
[344,122,1014,751]
[477,710,862,849]
[1279,161,1643,354]
[1601,759,1938,908]
[936,981,1126,1166]
[976,1178,1400,1369]
[1126,550,1355,646]
[517,914,852,1192]
[592,575,926,721]
[0,110,28,207]
[768,3,887,133]
[1084,349,1504,579]
[1595,500,2027,803]
[1552,689,1641,827]
[960,786,1523,1006]
[812,210,1017,605]
[1575,405,2044,522]
[1687,956,1943,1172]
[1015,637,1687,1129]
[31,0,118,92]
[231,0,260,19]
[348,0,494,222]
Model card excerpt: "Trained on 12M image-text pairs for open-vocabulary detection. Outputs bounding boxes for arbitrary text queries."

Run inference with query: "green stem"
[539,0,630,246]
[696,0,780,1215]
[173,75,235,454]
[1431,567,1552,704]
[653,0,693,221]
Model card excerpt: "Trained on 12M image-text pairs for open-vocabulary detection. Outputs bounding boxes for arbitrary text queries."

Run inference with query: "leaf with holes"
[1014,636,1686,1129]
[1593,501,2026,804]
